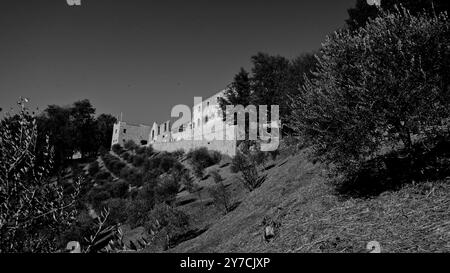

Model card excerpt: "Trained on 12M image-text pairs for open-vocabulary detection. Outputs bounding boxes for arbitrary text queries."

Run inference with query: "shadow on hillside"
[336,137,450,198]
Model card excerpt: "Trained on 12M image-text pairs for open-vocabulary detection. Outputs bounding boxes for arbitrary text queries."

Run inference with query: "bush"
[124,140,138,151]
[231,150,267,191]
[208,170,232,214]
[145,204,190,250]
[111,161,126,174]
[88,189,111,210]
[289,9,450,181]
[94,171,111,181]
[155,175,180,204]
[132,154,145,167]
[172,149,185,159]
[112,144,123,154]
[111,179,129,198]
[126,199,153,228]
[136,145,154,157]
[187,148,222,179]
[0,100,80,252]
[88,161,100,176]
[104,198,129,225]
[159,154,178,173]
[122,152,131,162]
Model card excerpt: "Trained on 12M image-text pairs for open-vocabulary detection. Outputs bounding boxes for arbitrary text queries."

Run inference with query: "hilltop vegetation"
[1,3,449,253]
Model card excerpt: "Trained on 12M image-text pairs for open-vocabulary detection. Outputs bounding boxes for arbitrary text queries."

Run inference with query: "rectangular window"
[123,129,127,134]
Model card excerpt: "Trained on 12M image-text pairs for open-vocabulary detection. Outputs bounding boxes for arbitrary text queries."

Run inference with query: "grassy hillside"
[148,149,450,253]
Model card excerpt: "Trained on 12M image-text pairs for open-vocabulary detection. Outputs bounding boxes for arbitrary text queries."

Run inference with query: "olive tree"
[290,9,450,178]
[0,98,80,252]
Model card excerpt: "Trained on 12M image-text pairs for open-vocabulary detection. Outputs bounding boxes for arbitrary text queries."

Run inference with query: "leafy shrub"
[290,9,450,181]
[117,166,143,187]
[124,140,138,151]
[210,151,222,164]
[187,148,222,179]
[155,175,180,204]
[111,161,126,173]
[136,145,154,157]
[88,189,111,211]
[111,179,129,198]
[88,161,100,176]
[231,149,267,191]
[208,170,232,214]
[172,149,185,159]
[125,199,153,228]
[0,99,80,252]
[95,170,111,181]
[159,153,178,173]
[111,144,123,155]
[122,152,131,162]
[132,154,145,167]
[104,198,129,225]
[145,204,190,250]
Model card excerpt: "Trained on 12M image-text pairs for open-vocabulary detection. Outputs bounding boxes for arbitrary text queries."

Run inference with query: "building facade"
[111,90,238,156]
[111,122,152,147]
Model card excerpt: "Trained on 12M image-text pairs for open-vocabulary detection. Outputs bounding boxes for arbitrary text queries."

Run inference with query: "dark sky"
[0,0,356,125]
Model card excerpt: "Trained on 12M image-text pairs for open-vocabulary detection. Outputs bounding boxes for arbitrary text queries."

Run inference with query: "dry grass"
[153,148,450,253]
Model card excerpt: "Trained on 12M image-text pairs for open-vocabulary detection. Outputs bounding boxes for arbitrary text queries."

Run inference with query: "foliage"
[145,204,190,250]
[346,0,450,31]
[94,170,111,181]
[0,98,80,253]
[110,179,129,199]
[111,144,123,155]
[208,170,232,214]
[218,53,317,135]
[124,140,138,151]
[290,9,450,181]
[187,148,222,179]
[136,146,154,157]
[83,208,123,253]
[155,174,180,205]
[231,143,268,191]
[95,114,117,151]
[132,154,145,167]
[88,161,100,177]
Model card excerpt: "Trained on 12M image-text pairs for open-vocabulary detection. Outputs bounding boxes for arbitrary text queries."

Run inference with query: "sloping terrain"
[150,149,450,253]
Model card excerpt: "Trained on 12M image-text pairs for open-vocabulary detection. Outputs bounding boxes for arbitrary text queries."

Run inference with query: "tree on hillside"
[37,105,74,171]
[251,53,292,126]
[96,114,117,151]
[0,98,80,252]
[290,9,450,179]
[289,53,318,94]
[219,68,253,113]
[218,68,254,139]
[71,99,98,158]
[346,0,450,30]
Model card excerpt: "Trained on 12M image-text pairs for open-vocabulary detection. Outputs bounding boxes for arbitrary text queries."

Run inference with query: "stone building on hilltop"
[111,90,238,156]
